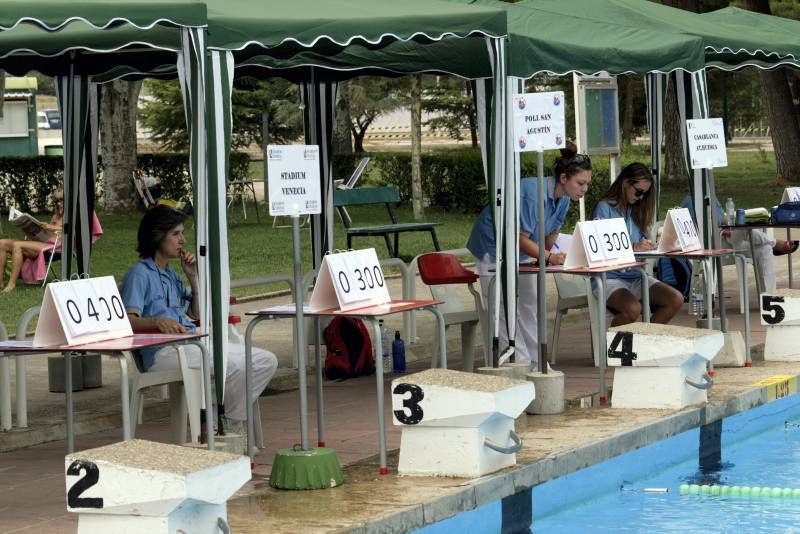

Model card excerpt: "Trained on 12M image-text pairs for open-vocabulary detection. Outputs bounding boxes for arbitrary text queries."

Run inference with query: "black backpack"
[656,257,692,301]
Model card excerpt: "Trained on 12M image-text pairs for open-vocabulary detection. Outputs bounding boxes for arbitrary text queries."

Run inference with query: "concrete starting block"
[762,289,800,361]
[392,368,534,478]
[65,439,250,533]
[607,323,723,410]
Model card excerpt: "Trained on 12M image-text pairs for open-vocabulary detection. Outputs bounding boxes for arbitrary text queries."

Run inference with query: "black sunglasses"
[569,154,591,167]
[631,184,650,198]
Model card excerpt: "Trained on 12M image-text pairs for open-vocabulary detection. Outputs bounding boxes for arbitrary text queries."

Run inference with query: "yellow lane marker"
[752,374,797,402]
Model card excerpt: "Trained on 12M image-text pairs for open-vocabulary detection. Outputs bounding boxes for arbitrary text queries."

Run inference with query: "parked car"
[39,108,61,129]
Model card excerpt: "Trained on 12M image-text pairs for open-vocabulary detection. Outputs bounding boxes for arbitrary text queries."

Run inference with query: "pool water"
[418,393,800,534]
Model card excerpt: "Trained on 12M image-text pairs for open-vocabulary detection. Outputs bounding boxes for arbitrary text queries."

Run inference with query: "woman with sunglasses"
[467,142,593,365]
[0,190,64,293]
[592,162,683,326]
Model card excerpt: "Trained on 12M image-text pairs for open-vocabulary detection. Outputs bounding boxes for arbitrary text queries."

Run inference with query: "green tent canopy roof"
[0,0,206,30]
[205,0,507,58]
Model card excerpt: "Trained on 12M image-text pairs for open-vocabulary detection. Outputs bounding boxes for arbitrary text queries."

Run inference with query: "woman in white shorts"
[592,163,684,326]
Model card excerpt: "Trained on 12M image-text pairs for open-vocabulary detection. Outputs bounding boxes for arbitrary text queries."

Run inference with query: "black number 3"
[66,460,103,509]
[393,383,424,425]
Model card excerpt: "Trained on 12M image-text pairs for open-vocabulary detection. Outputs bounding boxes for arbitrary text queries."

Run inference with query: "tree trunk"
[410,74,424,221]
[663,78,688,184]
[333,91,353,154]
[620,76,635,145]
[741,0,800,182]
[100,80,142,211]
[261,110,269,197]
[351,127,367,153]
[465,81,478,148]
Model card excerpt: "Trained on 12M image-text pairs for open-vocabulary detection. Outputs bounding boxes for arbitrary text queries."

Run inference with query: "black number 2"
[66,460,103,509]
[393,383,424,425]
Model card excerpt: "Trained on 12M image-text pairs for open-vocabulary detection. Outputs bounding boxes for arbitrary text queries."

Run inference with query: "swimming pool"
[418,391,800,533]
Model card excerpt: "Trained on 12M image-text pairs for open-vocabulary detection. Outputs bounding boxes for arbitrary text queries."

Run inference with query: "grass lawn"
[0,147,785,336]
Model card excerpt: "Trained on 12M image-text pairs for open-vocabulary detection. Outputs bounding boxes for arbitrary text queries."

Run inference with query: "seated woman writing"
[0,190,64,293]
[592,162,683,326]
[120,205,277,431]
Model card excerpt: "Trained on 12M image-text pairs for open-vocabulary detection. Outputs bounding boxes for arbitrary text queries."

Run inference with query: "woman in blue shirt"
[121,206,277,432]
[592,162,683,326]
[467,143,593,364]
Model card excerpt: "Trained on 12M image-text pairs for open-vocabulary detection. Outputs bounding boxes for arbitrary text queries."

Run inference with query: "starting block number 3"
[393,383,424,425]
[66,460,103,509]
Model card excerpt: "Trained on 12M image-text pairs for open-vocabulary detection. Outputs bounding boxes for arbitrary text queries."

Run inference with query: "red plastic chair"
[417,253,484,371]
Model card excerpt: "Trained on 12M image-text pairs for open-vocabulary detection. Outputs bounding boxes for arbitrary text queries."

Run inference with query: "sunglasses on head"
[569,154,591,167]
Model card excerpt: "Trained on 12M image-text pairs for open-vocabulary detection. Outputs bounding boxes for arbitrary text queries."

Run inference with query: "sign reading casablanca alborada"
[513,91,566,152]
[267,144,322,216]
[686,118,728,169]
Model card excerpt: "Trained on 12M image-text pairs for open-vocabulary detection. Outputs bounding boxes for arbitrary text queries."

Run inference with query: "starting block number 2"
[66,460,103,509]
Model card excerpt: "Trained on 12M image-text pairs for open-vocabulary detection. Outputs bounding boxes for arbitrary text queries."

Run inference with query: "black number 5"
[393,383,424,425]
[762,295,786,325]
[66,460,103,509]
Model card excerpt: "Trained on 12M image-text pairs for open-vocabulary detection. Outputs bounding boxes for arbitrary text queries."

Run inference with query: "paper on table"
[552,233,572,253]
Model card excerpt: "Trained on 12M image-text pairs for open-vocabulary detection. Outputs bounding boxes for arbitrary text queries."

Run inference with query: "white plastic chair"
[551,273,601,367]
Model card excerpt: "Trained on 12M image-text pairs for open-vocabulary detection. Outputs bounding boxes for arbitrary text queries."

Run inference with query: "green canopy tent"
[0,1,226,445]
[0,0,510,456]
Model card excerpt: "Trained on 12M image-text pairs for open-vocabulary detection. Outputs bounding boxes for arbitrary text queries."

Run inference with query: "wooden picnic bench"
[333,186,442,257]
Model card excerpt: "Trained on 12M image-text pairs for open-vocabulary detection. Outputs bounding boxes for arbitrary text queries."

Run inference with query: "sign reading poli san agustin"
[686,118,728,169]
[513,91,566,153]
[267,144,322,216]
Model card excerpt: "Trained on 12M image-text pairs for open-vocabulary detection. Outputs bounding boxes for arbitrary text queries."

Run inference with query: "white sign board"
[563,218,635,269]
[658,208,702,253]
[309,248,391,312]
[513,91,566,152]
[267,144,322,216]
[782,187,800,203]
[34,276,133,347]
[686,118,727,169]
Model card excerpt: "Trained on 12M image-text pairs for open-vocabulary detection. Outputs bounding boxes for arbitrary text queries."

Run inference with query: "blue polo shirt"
[467,177,570,263]
[120,258,196,370]
[593,200,646,281]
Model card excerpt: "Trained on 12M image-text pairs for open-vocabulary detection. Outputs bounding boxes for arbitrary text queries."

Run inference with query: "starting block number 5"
[761,296,786,325]
[393,383,424,425]
[66,460,103,509]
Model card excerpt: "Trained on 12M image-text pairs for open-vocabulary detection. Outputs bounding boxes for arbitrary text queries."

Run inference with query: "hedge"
[332,149,610,230]
[0,152,251,213]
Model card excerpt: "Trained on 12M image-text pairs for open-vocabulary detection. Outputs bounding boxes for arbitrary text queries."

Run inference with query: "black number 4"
[608,331,637,366]
[66,460,103,509]
[762,295,786,325]
[393,383,424,425]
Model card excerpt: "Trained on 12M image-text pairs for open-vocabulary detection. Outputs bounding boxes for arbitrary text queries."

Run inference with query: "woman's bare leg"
[3,241,49,293]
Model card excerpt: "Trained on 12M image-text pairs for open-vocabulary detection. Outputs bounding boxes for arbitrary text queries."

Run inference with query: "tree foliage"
[342,76,406,152]
[422,77,478,147]
[139,77,303,151]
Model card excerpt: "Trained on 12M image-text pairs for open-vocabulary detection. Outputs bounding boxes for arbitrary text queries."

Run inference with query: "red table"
[244,299,445,474]
[0,333,210,452]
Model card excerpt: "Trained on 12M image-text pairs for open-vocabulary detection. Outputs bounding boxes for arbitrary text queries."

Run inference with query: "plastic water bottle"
[689,268,705,317]
[725,197,736,225]
[379,320,392,373]
[392,331,406,374]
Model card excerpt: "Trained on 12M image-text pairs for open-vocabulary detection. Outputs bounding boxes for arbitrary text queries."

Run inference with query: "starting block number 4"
[393,383,424,425]
[66,460,103,510]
